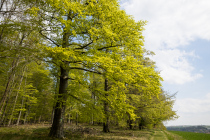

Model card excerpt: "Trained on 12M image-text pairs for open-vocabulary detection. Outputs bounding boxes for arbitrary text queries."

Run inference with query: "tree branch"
[74,40,94,50]
[69,67,102,74]
[39,30,60,47]
[98,45,121,50]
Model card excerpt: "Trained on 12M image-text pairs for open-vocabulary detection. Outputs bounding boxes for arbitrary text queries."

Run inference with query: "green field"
[169,131,210,140]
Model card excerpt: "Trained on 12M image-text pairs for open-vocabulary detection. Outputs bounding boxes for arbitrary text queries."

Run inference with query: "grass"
[163,131,174,140]
[0,124,55,140]
[5,124,207,140]
[153,131,167,140]
[169,131,210,140]
[163,131,184,140]
[0,124,154,140]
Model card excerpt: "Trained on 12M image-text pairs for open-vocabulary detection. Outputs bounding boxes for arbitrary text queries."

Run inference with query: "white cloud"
[152,49,202,84]
[174,93,210,113]
[165,112,210,126]
[121,0,210,84]
[165,93,210,125]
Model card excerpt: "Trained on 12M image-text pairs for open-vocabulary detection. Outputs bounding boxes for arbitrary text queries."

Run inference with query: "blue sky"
[120,0,210,126]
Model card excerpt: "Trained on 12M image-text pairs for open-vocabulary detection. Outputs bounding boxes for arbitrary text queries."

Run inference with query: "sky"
[120,0,210,126]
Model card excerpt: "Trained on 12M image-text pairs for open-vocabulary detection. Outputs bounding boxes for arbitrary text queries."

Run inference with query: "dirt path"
[150,131,168,140]
[164,131,184,140]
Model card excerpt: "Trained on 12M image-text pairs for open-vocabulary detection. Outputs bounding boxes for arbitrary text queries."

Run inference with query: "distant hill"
[166,125,210,133]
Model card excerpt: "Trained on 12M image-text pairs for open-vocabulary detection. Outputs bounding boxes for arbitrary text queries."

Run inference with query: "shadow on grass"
[0,125,154,140]
[0,127,55,140]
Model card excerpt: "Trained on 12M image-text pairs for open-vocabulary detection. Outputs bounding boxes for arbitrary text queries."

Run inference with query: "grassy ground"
[169,131,210,140]
[163,131,184,140]
[3,124,204,140]
[0,124,156,140]
[0,124,54,140]
[151,131,169,140]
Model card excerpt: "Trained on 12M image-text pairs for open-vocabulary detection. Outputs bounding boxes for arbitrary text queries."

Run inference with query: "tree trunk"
[17,67,28,126]
[67,113,71,124]
[48,10,70,137]
[23,102,30,125]
[91,113,94,125]
[0,96,10,125]
[16,96,24,126]
[91,76,96,125]
[0,59,18,114]
[1,72,17,126]
[47,8,72,137]
[51,107,54,124]
[103,102,109,132]
[49,66,68,138]
[139,118,145,130]
[38,115,41,123]
[103,78,110,133]
[128,114,133,130]
[34,116,36,124]
[8,70,25,126]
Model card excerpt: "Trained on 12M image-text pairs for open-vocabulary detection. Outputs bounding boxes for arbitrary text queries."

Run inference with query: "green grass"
[164,131,184,140]
[152,130,167,140]
[169,131,210,140]
[3,124,197,140]
[0,124,56,140]
[0,124,154,140]
[163,131,174,140]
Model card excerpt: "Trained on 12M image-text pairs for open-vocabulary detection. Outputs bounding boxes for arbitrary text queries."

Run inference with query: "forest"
[0,0,178,138]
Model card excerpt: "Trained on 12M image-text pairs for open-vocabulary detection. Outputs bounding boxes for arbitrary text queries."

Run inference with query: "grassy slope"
[169,131,210,140]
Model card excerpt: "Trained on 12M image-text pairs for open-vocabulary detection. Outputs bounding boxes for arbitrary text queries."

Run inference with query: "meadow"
[169,131,210,140]
[3,124,210,140]
[0,124,155,140]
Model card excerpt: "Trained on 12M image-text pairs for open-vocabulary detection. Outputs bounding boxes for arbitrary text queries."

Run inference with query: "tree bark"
[23,101,30,125]
[0,59,19,114]
[0,72,17,126]
[49,27,69,138]
[49,66,68,138]
[103,78,110,133]
[128,114,133,130]
[91,75,96,125]
[16,96,24,126]
[51,107,55,124]
[139,118,145,130]
[67,113,71,124]
[0,95,10,125]
[76,112,78,125]
[8,69,25,126]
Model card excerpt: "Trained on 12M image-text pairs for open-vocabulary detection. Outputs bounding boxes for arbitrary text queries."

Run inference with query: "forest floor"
[0,124,183,140]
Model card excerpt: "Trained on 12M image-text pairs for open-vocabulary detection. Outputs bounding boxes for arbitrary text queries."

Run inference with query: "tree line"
[0,0,178,138]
